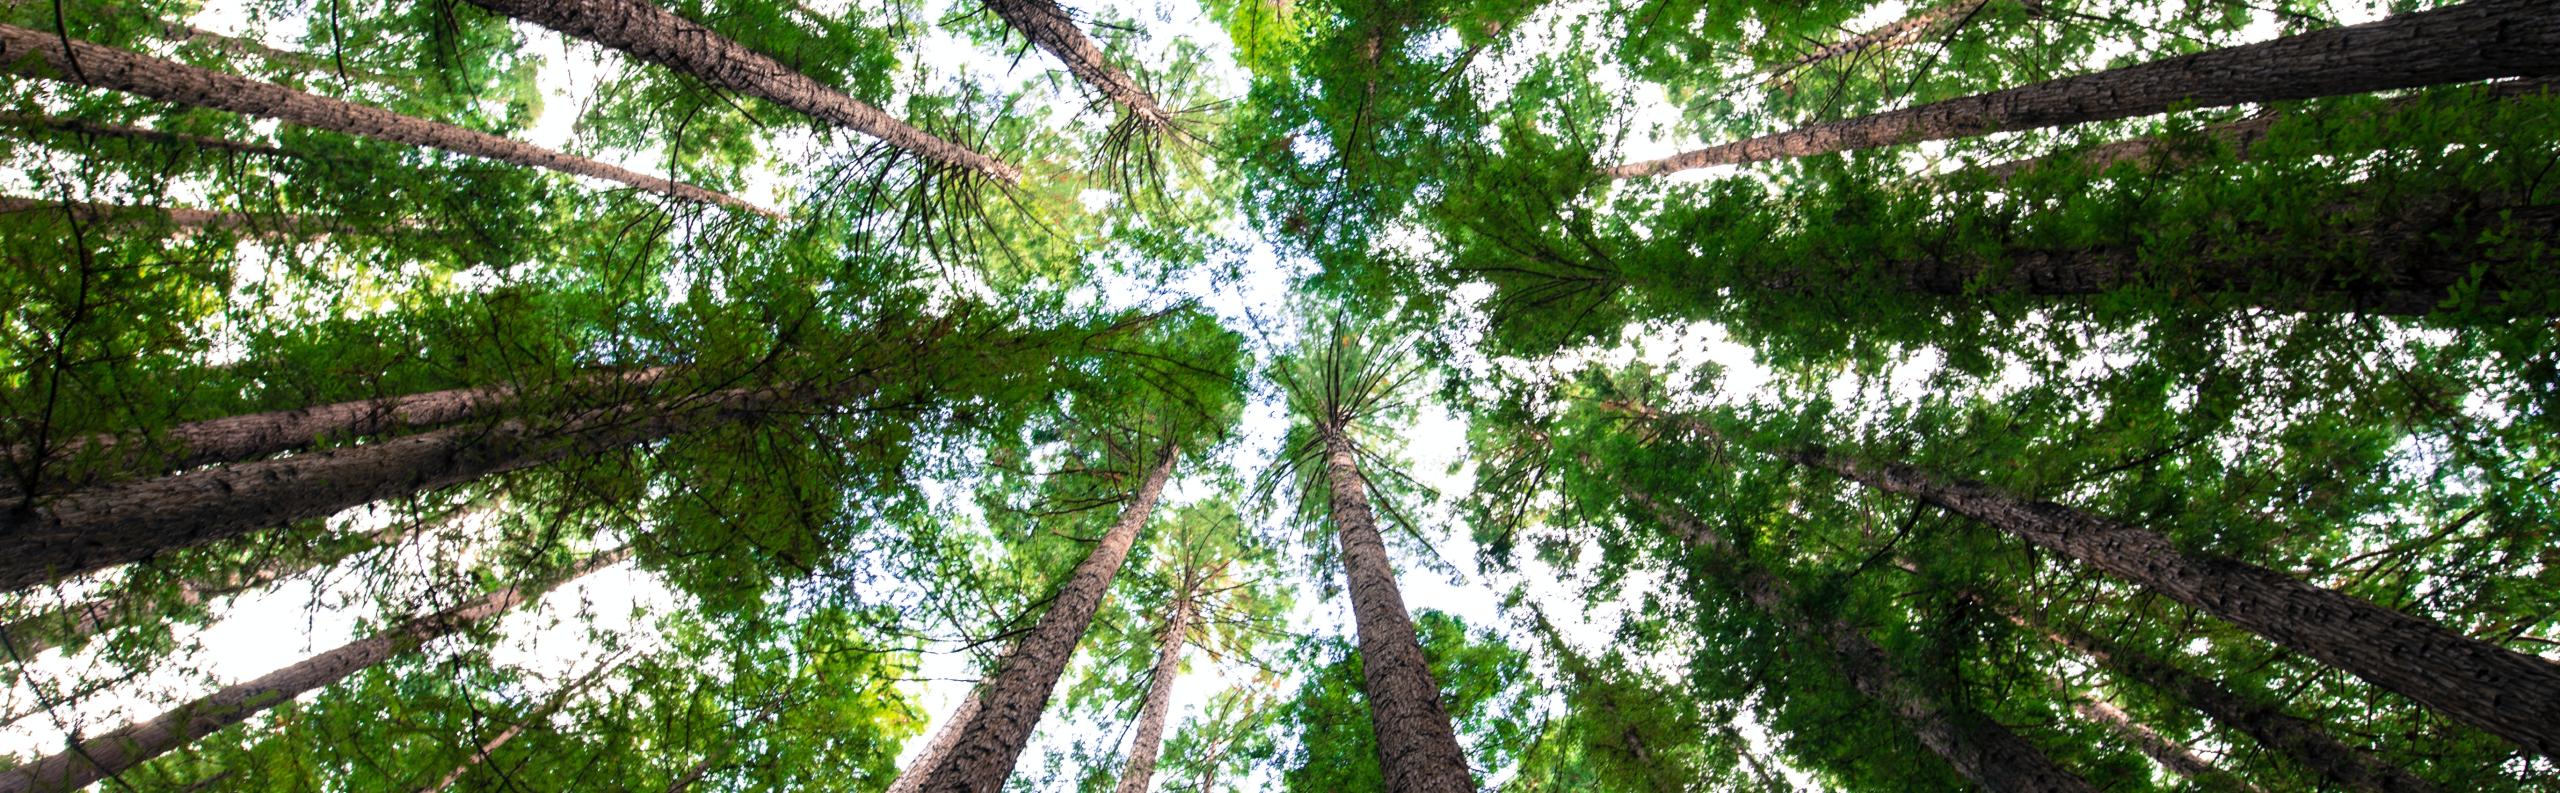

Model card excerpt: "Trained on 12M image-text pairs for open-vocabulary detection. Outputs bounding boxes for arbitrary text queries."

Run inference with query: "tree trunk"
[3,367,671,495]
[1637,408,2560,759]
[886,684,986,793]
[0,113,295,157]
[980,0,1176,133]
[913,448,1178,792]
[1607,0,2560,178]
[0,24,778,217]
[2030,611,2442,793]
[421,654,623,793]
[1320,428,1474,793]
[1114,597,1194,793]
[1764,0,1986,84]
[0,547,631,793]
[0,195,319,236]
[0,379,824,593]
[2061,683,2255,790]
[1614,481,2097,793]
[454,0,1021,184]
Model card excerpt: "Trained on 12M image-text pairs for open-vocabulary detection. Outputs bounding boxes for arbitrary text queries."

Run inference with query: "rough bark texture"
[0,24,778,216]
[1609,0,2560,178]
[1321,428,1474,793]
[2037,614,2443,793]
[1772,439,2560,759]
[3,367,670,494]
[456,0,1020,183]
[887,685,987,793]
[0,113,295,157]
[0,381,819,593]
[1113,597,1193,793]
[0,547,629,793]
[981,0,1175,132]
[1617,482,2097,793]
[914,449,1178,793]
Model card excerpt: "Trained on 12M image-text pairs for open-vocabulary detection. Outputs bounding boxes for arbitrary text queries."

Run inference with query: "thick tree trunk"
[455,0,1021,184]
[2030,611,2442,793]
[914,448,1178,792]
[1616,482,2097,793]
[0,24,778,217]
[1632,407,2560,759]
[4,367,671,494]
[0,547,630,793]
[1114,597,1194,793]
[1320,428,1474,793]
[980,0,1175,132]
[2062,684,2254,790]
[1608,0,2560,178]
[421,654,622,793]
[0,113,294,157]
[0,380,820,593]
[886,684,986,793]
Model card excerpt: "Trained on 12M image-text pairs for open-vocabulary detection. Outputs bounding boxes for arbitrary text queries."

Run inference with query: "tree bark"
[980,0,1176,133]
[0,547,631,793]
[1114,597,1193,793]
[421,654,623,793]
[0,379,831,593]
[1320,428,1474,793]
[1614,481,2097,793]
[1608,0,2560,178]
[0,195,321,236]
[3,367,672,495]
[886,684,986,793]
[1764,0,1986,84]
[2063,684,2255,790]
[0,24,779,217]
[454,0,1022,184]
[913,448,1178,792]
[1638,408,2560,759]
[0,113,294,157]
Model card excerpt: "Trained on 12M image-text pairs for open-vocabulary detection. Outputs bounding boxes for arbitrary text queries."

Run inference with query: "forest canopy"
[0,0,2555,790]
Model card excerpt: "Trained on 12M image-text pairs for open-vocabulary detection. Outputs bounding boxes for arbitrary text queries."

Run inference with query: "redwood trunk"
[2066,687,2251,789]
[0,24,777,217]
[1765,0,1984,82]
[0,382,813,593]
[455,0,1021,183]
[886,685,987,793]
[913,449,1178,792]
[1751,431,2560,758]
[1608,0,2560,178]
[1320,429,1473,793]
[1618,482,2096,793]
[0,114,295,157]
[0,547,630,793]
[981,0,1176,132]
[1114,597,1194,793]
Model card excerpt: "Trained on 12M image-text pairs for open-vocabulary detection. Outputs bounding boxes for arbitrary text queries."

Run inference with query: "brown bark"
[1614,481,2097,793]
[1113,597,1193,793]
[0,24,779,217]
[1321,428,1474,793]
[981,0,1176,133]
[886,684,987,793]
[914,448,1178,792]
[455,0,1021,184]
[2061,683,2254,790]
[0,195,318,235]
[0,113,294,157]
[0,547,631,793]
[0,378,834,593]
[1608,0,2560,178]
[421,654,623,793]
[1765,0,1986,84]
[1638,408,2560,759]
[4,367,672,494]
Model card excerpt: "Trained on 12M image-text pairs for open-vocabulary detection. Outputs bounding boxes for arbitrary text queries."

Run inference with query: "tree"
[980,0,1177,133]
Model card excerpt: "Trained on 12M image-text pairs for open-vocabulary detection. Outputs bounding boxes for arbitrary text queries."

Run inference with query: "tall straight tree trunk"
[420,653,623,793]
[1607,0,2560,178]
[0,24,778,217]
[914,448,1179,792]
[0,195,318,235]
[1114,597,1194,793]
[0,113,294,157]
[1613,480,2098,792]
[2055,678,2256,790]
[0,377,839,593]
[885,685,987,793]
[1635,407,2560,759]
[0,546,631,793]
[1764,0,1987,83]
[980,0,1176,133]
[455,0,1021,184]
[3,367,671,494]
[1319,428,1473,793]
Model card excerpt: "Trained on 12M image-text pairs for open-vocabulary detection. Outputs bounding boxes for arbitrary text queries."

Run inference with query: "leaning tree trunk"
[885,684,987,793]
[0,113,295,158]
[0,24,777,217]
[0,547,630,793]
[1764,0,1987,84]
[455,0,1021,184]
[0,195,323,236]
[1615,480,2098,793]
[0,377,833,593]
[913,448,1179,793]
[2059,681,2256,791]
[1320,428,1474,793]
[421,654,623,793]
[1114,596,1195,793]
[1641,408,2560,759]
[981,0,1177,133]
[3,367,671,495]
[1607,0,2560,178]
